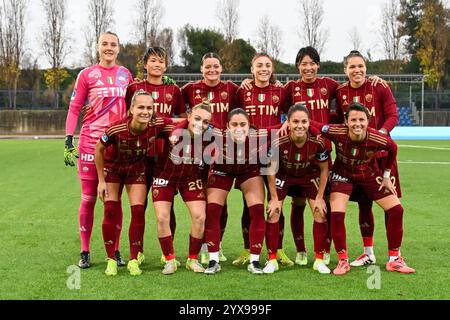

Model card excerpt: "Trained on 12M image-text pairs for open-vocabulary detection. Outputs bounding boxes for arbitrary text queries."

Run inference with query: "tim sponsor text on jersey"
[245,105,279,116]
[153,102,174,115]
[95,87,127,98]
[281,153,316,170]
[295,98,330,111]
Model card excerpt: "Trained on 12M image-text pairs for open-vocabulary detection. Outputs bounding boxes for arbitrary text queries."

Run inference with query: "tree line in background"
[0,0,449,109]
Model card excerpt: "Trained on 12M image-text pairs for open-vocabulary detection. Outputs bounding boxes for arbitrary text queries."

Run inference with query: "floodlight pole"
[421,76,425,127]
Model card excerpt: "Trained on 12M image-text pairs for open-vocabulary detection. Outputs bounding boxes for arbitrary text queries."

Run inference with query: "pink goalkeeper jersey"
[65,64,133,152]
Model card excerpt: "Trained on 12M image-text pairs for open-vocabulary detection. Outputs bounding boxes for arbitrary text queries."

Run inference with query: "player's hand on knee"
[314,197,327,217]
[97,182,108,202]
[267,199,281,222]
[379,177,397,196]
[64,135,79,167]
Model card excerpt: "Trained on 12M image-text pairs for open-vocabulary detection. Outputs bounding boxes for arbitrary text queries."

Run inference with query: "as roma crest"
[166,93,173,102]
[321,88,328,96]
[365,94,373,103]
[152,189,159,199]
[221,91,228,100]
[273,95,280,103]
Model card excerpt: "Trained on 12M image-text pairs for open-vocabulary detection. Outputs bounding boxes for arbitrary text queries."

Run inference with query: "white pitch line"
[398,144,450,151]
[398,161,450,165]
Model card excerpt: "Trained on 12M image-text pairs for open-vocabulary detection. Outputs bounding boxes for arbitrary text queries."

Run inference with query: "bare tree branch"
[41,0,68,69]
[134,0,151,46]
[255,15,270,53]
[255,15,283,60]
[0,0,27,109]
[297,0,328,53]
[84,0,115,64]
[380,0,403,62]
[216,0,240,43]
[269,25,283,61]
[156,28,174,66]
[41,0,69,108]
[348,26,363,52]
[134,0,165,47]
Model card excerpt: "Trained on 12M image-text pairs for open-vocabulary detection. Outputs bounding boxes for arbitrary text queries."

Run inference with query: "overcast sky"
[26,0,391,69]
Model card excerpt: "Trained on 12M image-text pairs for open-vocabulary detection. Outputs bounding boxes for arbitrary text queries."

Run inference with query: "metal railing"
[1,74,439,126]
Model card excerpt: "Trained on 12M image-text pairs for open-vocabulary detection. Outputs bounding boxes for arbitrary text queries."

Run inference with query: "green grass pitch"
[1,139,450,300]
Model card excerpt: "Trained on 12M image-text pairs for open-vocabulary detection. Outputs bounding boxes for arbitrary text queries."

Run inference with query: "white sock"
[250,254,260,263]
[209,252,219,263]
[201,243,208,252]
[389,255,398,263]
[364,246,374,256]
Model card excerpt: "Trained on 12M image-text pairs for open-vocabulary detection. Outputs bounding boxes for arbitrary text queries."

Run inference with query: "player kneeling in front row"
[265,104,330,274]
[152,103,212,275]
[312,103,415,276]
[95,90,174,276]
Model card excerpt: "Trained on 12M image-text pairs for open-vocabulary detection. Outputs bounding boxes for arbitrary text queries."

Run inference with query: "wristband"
[383,171,391,179]
[65,135,74,148]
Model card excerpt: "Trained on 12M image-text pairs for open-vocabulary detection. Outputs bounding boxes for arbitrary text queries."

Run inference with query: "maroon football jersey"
[236,84,288,129]
[211,127,271,175]
[272,133,328,178]
[182,80,239,129]
[284,77,339,124]
[317,124,397,181]
[100,116,173,174]
[335,80,398,133]
[154,124,210,181]
[125,81,186,117]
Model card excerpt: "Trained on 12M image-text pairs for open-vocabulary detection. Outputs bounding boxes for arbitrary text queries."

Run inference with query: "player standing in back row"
[125,47,186,267]
[182,52,239,264]
[64,32,133,269]
[312,103,415,276]
[233,53,290,267]
[335,50,401,267]
[282,46,387,267]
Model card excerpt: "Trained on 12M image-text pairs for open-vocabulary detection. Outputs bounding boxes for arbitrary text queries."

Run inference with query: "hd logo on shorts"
[81,153,95,162]
[275,178,286,189]
[153,178,169,187]
[331,173,348,183]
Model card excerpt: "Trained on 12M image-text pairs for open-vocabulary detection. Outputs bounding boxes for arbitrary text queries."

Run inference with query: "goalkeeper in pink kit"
[64,32,133,268]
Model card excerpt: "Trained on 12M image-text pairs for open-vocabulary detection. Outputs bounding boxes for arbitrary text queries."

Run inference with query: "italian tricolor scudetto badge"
[307,88,314,97]
[353,96,360,103]
[295,153,301,161]
[152,92,159,100]
[208,92,214,101]
[107,77,114,85]
[351,148,358,156]
[258,94,265,102]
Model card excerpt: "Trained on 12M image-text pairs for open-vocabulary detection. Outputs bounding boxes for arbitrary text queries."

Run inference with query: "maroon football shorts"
[104,168,146,185]
[286,158,332,198]
[207,169,262,192]
[330,170,396,201]
[152,176,206,203]
[276,174,319,201]
[349,157,402,201]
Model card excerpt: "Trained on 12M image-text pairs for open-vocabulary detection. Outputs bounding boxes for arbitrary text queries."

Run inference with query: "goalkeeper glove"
[64,135,79,167]
[162,75,176,85]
